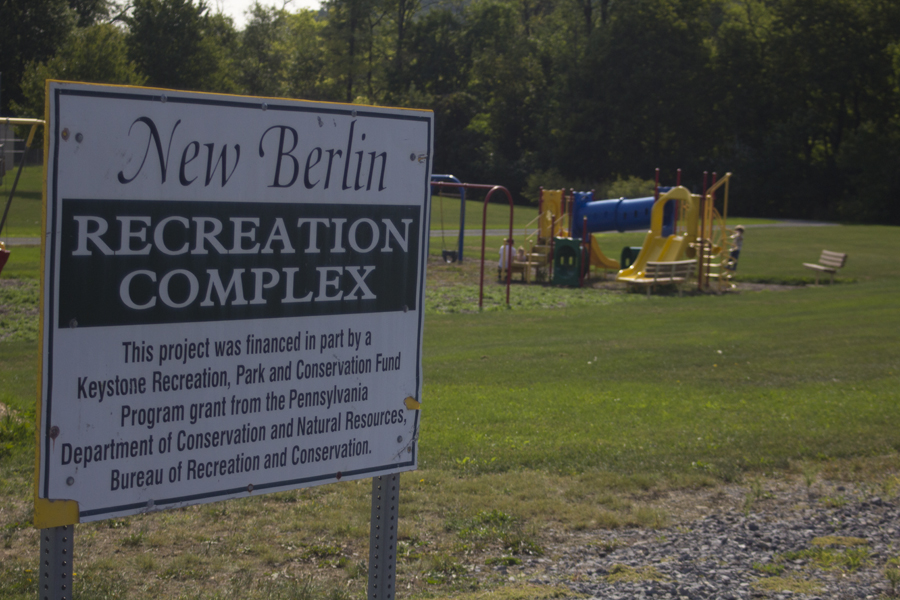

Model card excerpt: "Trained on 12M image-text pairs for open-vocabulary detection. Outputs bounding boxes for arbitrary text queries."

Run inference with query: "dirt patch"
[0,278,37,292]
[427,256,801,295]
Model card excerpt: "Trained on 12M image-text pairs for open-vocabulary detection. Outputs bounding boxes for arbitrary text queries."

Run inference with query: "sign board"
[36,81,431,525]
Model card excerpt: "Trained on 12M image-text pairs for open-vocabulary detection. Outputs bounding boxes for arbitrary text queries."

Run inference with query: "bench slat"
[820,251,847,265]
[803,263,835,273]
[631,260,696,296]
[819,258,844,268]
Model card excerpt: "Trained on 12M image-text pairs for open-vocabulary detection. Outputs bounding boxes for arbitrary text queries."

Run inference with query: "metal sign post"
[368,474,399,600]
[39,525,74,600]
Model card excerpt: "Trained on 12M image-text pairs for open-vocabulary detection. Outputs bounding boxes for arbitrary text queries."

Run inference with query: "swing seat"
[0,245,9,276]
[441,250,458,263]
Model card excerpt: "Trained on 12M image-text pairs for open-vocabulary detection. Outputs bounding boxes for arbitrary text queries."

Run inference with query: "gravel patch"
[496,480,900,599]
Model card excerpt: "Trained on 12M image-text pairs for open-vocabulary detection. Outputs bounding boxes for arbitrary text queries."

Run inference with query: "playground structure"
[517,169,734,293]
[428,169,735,301]
[507,185,671,285]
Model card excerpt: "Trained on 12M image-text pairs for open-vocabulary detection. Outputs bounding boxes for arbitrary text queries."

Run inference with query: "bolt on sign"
[36,81,432,526]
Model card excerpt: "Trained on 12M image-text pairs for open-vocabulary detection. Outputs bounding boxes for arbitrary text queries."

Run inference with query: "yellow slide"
[589,236,621,270]
[617,187,697,282]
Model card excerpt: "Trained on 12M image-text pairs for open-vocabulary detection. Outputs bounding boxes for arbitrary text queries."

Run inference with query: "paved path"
[429,220,838,238]
[2,237,40,246]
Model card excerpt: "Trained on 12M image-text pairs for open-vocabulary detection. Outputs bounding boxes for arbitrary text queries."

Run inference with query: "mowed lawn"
[420,224,900,477]
[2,177,900,598]
[422,277,900,476]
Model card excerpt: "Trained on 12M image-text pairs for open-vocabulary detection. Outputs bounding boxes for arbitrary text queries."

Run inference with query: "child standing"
[727,225,744,271]
[498,238,514,279]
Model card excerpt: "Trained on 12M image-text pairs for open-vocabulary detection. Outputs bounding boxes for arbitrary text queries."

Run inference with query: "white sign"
[37,82,432,524]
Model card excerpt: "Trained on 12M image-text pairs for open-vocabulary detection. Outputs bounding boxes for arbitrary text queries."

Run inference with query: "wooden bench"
[504,254,544,283]
[628,259,697,296]
[506,260,530,282]
[803,250,847,285]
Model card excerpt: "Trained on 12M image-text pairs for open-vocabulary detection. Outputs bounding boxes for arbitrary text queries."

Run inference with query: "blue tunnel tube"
[569,189,675,239]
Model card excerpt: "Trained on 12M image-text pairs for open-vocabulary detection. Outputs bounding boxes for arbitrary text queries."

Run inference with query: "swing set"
[430,174,466,263]
[429,175,515,310]
[0,117,44,275]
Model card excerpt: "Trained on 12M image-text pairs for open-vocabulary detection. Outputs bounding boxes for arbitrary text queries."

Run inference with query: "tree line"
[2,0,899,222]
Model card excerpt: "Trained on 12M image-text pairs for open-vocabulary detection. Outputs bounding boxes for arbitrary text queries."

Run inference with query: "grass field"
[1,172,899,599]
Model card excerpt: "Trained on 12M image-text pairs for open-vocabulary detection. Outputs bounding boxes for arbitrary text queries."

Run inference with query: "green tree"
[383,0,421,91]
[280,10,329,100]
[712,0,900,221]
[400,9,482,177]
[550,0,715,187]
[322,0,387,103]
[0,0,74,115]
[462,0,550,193]
[832,3,900,223]
[238,4,328,99]
[602,0,714,178]
[202,11,241,93]
[13,22,146,118]
[125,0,235,92]
[68,0,110,26]
[401,8,470,99]
[769,0,898,217]
[239,3,291,96]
